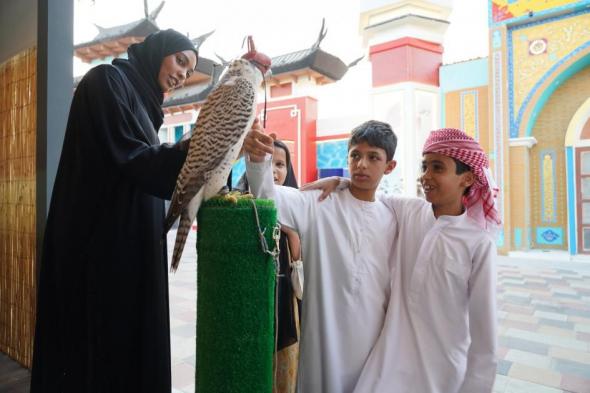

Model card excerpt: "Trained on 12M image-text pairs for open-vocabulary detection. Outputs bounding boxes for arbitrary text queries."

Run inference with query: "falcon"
[164,36,271,271]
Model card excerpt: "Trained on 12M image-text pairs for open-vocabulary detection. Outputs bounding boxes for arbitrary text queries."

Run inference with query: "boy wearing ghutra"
[352,128,500,393]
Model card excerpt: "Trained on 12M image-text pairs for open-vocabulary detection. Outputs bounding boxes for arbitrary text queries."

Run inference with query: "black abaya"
[31,30,196,393]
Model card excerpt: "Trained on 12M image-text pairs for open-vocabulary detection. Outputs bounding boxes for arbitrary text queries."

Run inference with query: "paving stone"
[497,359,513,375]
[552,358,590,379]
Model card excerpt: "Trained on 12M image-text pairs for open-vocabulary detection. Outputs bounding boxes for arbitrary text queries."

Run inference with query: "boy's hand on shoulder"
[243,119,275,163]
[301,176,346,201]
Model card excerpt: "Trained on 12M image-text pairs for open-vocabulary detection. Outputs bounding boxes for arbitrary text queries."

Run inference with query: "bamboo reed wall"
[0,48,37,368]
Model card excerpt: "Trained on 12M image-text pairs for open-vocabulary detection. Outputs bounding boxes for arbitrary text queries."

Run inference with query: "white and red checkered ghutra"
[423,128,502,231]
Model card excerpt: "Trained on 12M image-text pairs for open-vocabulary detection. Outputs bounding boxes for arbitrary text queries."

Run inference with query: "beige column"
[509,137,537,250]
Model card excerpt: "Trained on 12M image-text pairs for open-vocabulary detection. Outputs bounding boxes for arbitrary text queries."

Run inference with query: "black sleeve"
[81,66,187,200]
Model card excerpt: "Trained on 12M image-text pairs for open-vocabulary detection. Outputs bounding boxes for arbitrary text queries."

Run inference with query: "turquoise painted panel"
[317,140,348,169]
[231,157,246,188]
[536,227,564,245]
[497,229,505,248]
[566,147,577,254]
[440,58,488,93]
[492,30,502,49]
[514,228,522,248]
[174,125,184,142]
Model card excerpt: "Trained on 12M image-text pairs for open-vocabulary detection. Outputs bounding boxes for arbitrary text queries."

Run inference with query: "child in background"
[308,128,499,393]
[243,120,398,393]
[271,140,302,393]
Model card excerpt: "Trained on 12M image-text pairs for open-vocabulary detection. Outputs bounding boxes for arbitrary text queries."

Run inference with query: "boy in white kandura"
[356,128,500,393]
[243,120,398,393]
[309,128,500,393]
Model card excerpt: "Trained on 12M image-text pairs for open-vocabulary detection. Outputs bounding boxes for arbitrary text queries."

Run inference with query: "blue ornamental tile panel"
[514,227,523,248]
[497,229,505,248]
[316,140,348,169]
[536,227,563,245]
[231,157,246,188]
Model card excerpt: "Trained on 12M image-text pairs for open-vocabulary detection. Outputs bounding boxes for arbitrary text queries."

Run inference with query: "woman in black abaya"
[31,29,198,393]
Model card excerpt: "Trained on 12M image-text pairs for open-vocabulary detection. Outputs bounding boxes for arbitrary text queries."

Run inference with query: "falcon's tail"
[164,188,185,234]
[164,212,177,234]
[170,211,192,272]
[170,188,204,272]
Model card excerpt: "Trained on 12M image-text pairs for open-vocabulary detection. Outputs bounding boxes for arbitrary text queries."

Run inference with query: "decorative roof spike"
[215,53,229,67]
[148,1,166,21]
[192,30,215,51]
[347,55,364,68]
[94,24,106,34]
[311,18,327,50]
[210,63,227,85]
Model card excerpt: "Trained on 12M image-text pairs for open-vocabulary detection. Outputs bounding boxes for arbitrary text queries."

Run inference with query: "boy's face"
[420,153,474,209]
[347,142,396,192]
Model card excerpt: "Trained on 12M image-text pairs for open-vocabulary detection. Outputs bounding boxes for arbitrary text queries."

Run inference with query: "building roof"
[162,48,350,112]
[74,8,218,83]
[163,64,226,111]
[75,18,160,51]
[74,1,165,63]
[271,47,349,82]
[73,14,354,114]
[163,19,357,113]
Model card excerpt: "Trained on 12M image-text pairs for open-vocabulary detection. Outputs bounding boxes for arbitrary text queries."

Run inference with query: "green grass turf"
[196,196,277,392]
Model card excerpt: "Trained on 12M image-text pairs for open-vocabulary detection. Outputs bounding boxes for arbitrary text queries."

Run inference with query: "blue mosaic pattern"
[488,0,589,27]
[566,147,577,254]
[507,8,590,138]
[316,140,348,169]
[536,226,563,245]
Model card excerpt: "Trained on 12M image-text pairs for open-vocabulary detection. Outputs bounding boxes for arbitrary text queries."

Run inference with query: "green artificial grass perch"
[196,194,277,393]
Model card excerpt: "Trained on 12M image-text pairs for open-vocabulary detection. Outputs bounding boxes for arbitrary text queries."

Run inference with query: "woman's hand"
[242,119,275,162]
[300,176,347,201]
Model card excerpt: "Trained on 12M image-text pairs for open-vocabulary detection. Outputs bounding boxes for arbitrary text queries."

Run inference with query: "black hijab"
[235,140,299,192]
[273,140,298,189]
[112,29,198,130]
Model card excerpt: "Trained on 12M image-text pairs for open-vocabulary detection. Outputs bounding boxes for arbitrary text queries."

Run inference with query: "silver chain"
[250,199,281,275]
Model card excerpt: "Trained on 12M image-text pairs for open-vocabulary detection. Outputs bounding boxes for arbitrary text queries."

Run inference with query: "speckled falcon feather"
[165,58,265,271]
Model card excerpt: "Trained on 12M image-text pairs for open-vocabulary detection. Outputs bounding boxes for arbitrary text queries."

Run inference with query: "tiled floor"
[168,230,590,393]
[494,257,590,393]
[169,228,198,393]
[2,230,588,393]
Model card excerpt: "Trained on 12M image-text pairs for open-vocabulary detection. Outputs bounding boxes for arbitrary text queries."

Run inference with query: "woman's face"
[158,50,197,93]
[272,146,288,185]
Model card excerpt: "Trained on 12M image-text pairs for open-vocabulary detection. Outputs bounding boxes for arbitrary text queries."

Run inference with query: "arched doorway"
[519,50,590,254]
[566,97,590,254]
